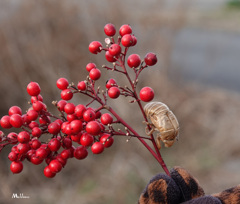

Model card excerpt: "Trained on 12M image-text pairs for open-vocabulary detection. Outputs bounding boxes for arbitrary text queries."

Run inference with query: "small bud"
[52,101,58,106]
[129,100,136,103]
[105,38,111,45]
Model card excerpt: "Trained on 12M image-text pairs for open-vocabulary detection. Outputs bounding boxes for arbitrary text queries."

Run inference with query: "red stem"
[107,106,170,176]
[116,52,170,175]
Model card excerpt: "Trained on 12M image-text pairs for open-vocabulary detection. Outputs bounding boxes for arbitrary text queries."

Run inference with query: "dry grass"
[0,0,240,204]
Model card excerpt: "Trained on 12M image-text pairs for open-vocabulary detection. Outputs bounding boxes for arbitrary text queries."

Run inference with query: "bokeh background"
[0,0,240,203]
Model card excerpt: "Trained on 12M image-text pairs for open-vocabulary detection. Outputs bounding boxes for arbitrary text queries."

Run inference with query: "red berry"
[70,120,83,134]
[57,100,67,111]
[108,87,120,99]
[100,113,113,125]
[131,35,137,46]
[40,144,51,155]
[104,23,116,36]
[100,134,114,148]
[62,123,70,134]
[121,34,133,47]
[109,44,122,56]
[61,89,73,101]
[86,63,96,72]
[140,87,155,102]
[127,54,141,68]
[61,122,70,135]
[91,142,104,154]
[75,104,86,118]
[26,149,35,161]
[17,143,30,155]
[89,41,102,54]
[35,148,49,160]
[80,133,94,147]
[86,121,101,136]
[31,94,43,103]
[22,114,31,125]
[89,68,101,80]
[0,131,3,140]
[32,101,44,112]
[9,106,22,116]
[119,24,132,36]
[74,146,88,160]
[8,151,18,161]
[27,82,41,96]
[68,146,75,158]
[48,138,61,152]
[67,114,77,122]
[64,103,75,114]
[83,109,96,122]
[28,121,39,129]
[32,127,42,138]
[62,137,72,149]
[95,110,102,119]
[10,114,23,128]
[49,159,62,173]
[44,166,56,178]
[29,121,38,129]
[55,119,63,126]
[99,123,105,132]
[17,131,30,143]
[7,132,18,144]
[30,154,43,165]
[26,109,38,121]
[60,149,71,159]
[48,122,61,135]
[105,51,117,62]
[30,139,41,150]
[77,81,86,91]
[144,52,157,66]
[56,78,69,90]
[10,161,23,174]
[71,133,81,143]
[11,145,18,153]
[0,115,12,129]
[39,116,50,125]
[56,155,67,167]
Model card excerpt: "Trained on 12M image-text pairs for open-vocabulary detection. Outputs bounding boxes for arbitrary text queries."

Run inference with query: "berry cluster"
[0,23,170,177]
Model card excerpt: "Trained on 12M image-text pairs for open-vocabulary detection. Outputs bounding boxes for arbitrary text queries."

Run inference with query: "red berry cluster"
[0,23,170,178]
[0,81,114,177]
[89,23,157,102]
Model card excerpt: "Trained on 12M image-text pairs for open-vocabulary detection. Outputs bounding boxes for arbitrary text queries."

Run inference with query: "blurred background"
[0,0,240,203]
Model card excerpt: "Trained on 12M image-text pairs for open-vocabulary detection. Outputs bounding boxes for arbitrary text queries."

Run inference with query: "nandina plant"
[0,23,170,178]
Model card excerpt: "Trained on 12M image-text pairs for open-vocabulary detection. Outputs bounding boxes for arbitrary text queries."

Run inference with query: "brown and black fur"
[138,166,240,204]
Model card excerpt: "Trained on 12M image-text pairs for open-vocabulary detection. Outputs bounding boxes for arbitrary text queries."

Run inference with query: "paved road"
[171,27,240,92]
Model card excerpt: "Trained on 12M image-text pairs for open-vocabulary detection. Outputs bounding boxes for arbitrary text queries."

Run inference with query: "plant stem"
[107,106,170,176]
